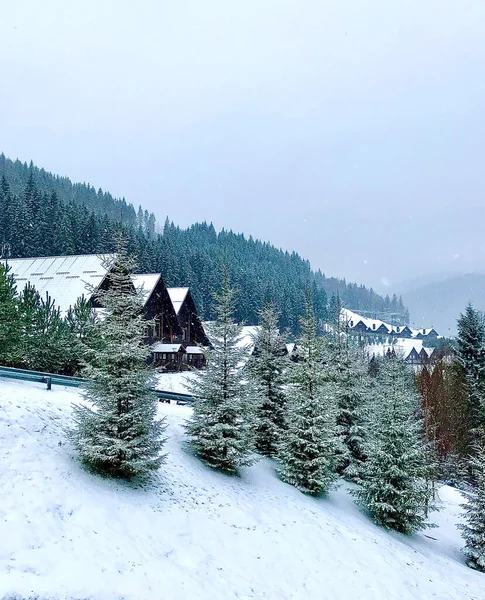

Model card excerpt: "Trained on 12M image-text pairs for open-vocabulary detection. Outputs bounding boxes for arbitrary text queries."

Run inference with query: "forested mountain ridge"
[0,154,408,332]
[0,153,153,230]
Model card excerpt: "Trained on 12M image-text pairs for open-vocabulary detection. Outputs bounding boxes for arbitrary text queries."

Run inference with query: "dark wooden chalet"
[374,323,391,335]
[405,347,421,364]
[131,275,182,344]
[167,287,210,368]
[349,320,369,335]
[419,348,431,363]
[415,328,439,340]
[397,326,413,338]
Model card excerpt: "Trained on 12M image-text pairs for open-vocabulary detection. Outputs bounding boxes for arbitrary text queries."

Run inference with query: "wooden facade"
[168,288,210,347]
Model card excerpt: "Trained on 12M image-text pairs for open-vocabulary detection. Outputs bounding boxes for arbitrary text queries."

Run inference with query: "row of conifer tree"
[1,247,483,572]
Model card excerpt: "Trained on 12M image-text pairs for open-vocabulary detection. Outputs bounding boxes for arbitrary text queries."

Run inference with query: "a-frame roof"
[7,254,115,313]
[131,273,163,306]
[167,287,189,315]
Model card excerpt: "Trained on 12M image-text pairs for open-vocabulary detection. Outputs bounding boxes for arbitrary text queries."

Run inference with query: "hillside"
[0,154,408,332]
[0,379,482,600]
[401,273,485,336]
[0,153,143,228]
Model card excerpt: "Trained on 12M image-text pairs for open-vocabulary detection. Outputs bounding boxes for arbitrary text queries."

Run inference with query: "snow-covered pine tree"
[457,304,485,442]
[64,296,99,375]
[248,303,289,457]
[0,264,22,367]
[333,337,369,482]
[354,357,435,533]
[278,302,338,495]
[185,266,254,473]
[70,248,165,479]
[459,440,485,572]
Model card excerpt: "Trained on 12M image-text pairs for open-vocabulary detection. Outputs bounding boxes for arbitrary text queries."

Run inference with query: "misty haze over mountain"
[1,1,485,295]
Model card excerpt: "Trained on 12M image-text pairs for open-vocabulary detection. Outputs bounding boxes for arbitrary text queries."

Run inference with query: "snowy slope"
[0,380,483,600]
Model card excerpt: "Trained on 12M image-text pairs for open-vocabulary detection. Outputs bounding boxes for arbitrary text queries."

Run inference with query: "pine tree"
[0,264,22,366]
[21,291,72,374]
[278,302,338,495]
[248,303,289,457]
[459,440,485,572]
[70,249,165,479]
[333,339,369,482]
[456,304,485,442]
[64,296,98,375]
[354,358,435,533]
[185,266,254,473]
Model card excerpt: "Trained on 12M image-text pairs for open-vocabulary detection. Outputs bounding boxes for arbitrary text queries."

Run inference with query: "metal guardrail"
[0,365,194,404]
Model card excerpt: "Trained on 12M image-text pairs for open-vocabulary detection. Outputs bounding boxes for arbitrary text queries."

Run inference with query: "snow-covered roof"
[131,274,162,305]
[7,254,114,314]
[341,308,392,334]
[367,338,435,360]
[237,326,261,352]
[185,346,205,355]
[167,287,189,315]
[151,343,185,353]
[342,308,437,339]
[286,343,295,355]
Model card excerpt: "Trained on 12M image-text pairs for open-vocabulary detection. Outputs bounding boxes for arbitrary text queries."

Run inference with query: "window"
[372,323,376,330]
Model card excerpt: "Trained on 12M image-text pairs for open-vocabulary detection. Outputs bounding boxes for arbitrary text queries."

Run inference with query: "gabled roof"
[341,308,391,334]
[131,273,162,306]
[151,343,185,353]
[167,287,189,315]
[185,346,205,355]
[7,254,114,314]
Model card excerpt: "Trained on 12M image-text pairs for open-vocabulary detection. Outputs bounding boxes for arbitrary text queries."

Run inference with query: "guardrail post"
[43,376,52,390]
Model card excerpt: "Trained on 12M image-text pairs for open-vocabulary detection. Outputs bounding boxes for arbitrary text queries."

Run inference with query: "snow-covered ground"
[155,371,195,394]
[0,379,483,600]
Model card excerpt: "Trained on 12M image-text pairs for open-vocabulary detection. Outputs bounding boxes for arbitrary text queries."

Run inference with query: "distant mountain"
[401,273,485,336]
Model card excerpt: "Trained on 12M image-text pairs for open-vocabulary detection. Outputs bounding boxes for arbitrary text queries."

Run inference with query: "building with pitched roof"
[7,254,208,371]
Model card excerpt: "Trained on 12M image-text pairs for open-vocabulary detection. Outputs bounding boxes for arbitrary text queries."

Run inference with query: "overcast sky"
[1,1,484,291]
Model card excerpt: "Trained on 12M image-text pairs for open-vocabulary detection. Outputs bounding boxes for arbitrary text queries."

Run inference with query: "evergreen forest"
[0,154,409,332]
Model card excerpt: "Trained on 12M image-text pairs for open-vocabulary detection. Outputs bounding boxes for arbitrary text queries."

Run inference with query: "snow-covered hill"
[0,380,483,600]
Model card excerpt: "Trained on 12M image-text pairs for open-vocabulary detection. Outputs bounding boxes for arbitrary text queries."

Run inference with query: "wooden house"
[415,328,439,340]
[150,343,186,371]
[7,254,196,372]
[350,320,369,335]
[167,288,210,347]
[419,348,431,364]
[397,326,413,338]
[405,347,421,364]
[374,323,391,335]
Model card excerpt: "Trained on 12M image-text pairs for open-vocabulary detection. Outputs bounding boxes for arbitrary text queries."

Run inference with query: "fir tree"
[184,266,254,473]
[278,302,338,495]
[459,440,485,572]
[248,303,289,457]
[334,339,369,482]
[21,291,72,374]
[456,304,485,441]
[354,358,435,534]
[64,296,99,375]
[0,264,22,367]
[70,249,165,479]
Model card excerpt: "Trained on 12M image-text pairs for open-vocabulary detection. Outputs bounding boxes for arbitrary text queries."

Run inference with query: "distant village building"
[7,254,209,372]
[341,308,439,341]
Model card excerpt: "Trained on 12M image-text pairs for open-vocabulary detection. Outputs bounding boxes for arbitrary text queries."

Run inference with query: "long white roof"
[341,308,392,333]
[167,287,189,315]
[7,254,114,313]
